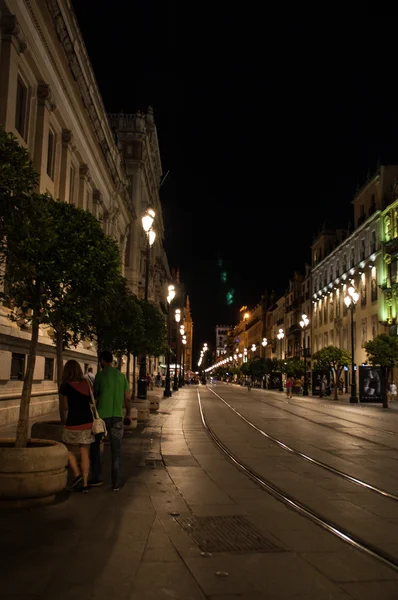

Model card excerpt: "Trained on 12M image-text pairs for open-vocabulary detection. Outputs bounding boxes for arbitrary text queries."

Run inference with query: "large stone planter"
[0,438,68,508]
[31,420,64,443]
[149,398,160,412]
[132,400,150,423]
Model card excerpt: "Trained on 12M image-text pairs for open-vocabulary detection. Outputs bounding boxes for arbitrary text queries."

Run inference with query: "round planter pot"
[0,438,68,508]
[31,420,64,443]
[149,399,159,412]
[132,400,150,423]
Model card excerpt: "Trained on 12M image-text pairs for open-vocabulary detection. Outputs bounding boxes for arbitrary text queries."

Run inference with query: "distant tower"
[216,325,231,357]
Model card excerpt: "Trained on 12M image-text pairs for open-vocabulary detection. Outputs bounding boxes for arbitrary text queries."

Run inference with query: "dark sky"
[72,2,398,366]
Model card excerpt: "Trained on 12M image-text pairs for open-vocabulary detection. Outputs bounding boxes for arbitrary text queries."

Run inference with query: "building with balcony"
[311,165,398,380]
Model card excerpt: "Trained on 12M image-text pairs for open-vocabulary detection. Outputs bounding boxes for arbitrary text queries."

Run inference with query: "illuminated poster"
[359,366,384,403]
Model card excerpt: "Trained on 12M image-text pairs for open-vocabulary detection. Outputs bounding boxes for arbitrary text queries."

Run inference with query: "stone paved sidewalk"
[1,386,398,599]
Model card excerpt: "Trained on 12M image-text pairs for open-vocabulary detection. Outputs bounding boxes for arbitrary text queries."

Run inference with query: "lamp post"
[179,324,185,386]
[182,334,187,385]
[164,284,176,398]
[138,209,156,399]
[173,309,181,391]
[201,343,208,384]
[344,286,359,404]
[277,328,284,392]
[300,314,310,396]
[262,338,267,387]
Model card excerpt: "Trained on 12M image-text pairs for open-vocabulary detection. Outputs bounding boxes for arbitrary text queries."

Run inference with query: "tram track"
[197,388,398,573]
[207,386,398,501]
[251,387,398,438]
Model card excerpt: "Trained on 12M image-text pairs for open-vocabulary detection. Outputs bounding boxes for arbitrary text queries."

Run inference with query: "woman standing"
[59,360,94,492]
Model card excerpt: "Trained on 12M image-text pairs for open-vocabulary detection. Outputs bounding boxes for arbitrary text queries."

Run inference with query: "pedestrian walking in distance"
[286,377,293,399]
[59,360,94,493]
[89,350,131,491]
[85,367,95,385]
[390,381,397,401]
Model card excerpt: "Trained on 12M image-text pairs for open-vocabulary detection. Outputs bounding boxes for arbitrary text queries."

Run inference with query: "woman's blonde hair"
[62,360,84,384]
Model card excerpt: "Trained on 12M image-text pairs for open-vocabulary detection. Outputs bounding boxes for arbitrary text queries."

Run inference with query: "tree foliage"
[313,345,351,400]
[365,334,398,369]
[281,357,305,377]
[365,334,398,408]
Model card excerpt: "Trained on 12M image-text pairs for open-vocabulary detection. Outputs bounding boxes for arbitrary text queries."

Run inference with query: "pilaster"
[59,129,73,201]
[32,83,56,188]
[78,164,91,210]
[0,14,27,130]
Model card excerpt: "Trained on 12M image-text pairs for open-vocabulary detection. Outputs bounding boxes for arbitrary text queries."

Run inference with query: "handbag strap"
[88,381,100,420]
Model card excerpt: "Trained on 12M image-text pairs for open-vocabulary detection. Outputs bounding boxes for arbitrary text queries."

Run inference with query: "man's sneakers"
[88,479,104,487]
[112,486,120,492]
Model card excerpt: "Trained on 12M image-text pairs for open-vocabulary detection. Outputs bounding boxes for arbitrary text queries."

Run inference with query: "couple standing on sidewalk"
[60,350,130,493]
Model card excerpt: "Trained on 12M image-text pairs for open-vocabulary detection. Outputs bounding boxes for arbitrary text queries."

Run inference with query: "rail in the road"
[207,386,398,501]
[197,389,398,574]
[252,387,398,438]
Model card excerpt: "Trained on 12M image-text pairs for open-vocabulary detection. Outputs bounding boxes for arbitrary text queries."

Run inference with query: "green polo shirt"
[94,366,129,418]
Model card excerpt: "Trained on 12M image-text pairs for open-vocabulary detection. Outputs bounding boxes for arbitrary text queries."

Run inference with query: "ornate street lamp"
[344,286,359,403]
[179,324,185,386]
[138,209,156,399]
[182,335,187,384]
[261,338,267,387]
[300,314,310,396]
[277,328,284,392]
[164,284,176,398]
[173,309,181,391]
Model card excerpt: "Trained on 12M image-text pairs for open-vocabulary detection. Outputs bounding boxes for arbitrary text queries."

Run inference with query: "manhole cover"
[175,515,284,553]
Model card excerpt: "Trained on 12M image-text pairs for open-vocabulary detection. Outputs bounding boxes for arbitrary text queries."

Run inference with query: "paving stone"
[341,580,398,599]
[300,549,398,582]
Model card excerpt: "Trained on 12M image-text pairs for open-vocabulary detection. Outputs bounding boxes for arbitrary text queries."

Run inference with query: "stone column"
[0,14,27,130]
[78,164,90,210]
[92,189,101,219]
[58,130,73,202]
[32,83,56,189]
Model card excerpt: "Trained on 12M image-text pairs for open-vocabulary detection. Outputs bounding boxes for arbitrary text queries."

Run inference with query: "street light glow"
[148,228,156,246]
[277,328,284,340]
[262,338,267,347]
[175,308,181,323]
[142,208,155,232]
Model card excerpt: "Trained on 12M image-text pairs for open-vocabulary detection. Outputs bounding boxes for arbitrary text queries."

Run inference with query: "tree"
[100,281,144,384]
[281,357,305,378]
[138,300,168,358]
[365,334,398,408]
[312,346,351,400]
[0,193,59,446]
[42,200,123,420]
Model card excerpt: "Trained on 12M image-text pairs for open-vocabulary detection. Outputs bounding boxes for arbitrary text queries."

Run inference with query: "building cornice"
[41,0,134,220]
[312,211,380,274]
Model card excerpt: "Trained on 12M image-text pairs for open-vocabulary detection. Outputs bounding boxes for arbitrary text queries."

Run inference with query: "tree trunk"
[117,355,123,371]
[15,313,40,448]
[333,369,339,401]
[126,352,131,387]
[55,329,67,423]
[132,355,136,399]
[383,366,389,409]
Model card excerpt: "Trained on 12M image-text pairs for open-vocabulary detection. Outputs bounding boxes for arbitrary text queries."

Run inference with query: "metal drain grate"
[175,515,283,553]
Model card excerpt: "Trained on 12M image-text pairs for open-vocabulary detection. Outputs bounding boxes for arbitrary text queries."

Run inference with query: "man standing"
[89,350,130,491]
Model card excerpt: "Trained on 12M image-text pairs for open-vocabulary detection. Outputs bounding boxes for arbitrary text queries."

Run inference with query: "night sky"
[72,3,398,365]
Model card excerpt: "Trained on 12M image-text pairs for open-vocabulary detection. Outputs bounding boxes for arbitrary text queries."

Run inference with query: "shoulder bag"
[88,382,107,437]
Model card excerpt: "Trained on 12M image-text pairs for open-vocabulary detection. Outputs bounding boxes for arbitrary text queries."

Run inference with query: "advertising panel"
[359,366,384,403]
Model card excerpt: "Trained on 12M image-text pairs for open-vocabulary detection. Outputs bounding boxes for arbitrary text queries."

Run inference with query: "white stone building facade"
[0,0,170,425]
